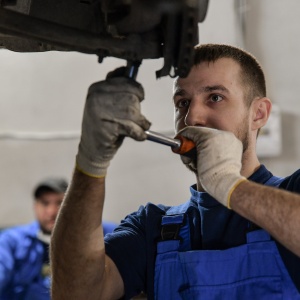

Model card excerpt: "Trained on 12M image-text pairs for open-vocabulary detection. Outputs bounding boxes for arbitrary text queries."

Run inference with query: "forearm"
[51,75,149,299]
[230,180,300,257]
[51,169,107,299]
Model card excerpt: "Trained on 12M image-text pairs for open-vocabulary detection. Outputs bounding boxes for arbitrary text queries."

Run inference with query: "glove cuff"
[226,177,248,209]
[217,174,246,208]
[203,172,247,209]
[76,153,110,178]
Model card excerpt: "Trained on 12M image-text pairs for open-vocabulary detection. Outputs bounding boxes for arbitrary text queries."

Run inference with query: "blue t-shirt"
[105,165,300,299]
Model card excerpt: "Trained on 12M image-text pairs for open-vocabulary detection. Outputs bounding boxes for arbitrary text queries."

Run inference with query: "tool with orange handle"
[124,65,196,157]
[145,130,196,157]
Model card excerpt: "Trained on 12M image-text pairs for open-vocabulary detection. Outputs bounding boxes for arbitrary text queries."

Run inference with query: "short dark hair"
[33,178,68,199]
[193,44,266,106]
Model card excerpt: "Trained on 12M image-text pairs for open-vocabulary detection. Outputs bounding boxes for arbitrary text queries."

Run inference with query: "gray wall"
[244,0,300,176]
[0,0,298,226]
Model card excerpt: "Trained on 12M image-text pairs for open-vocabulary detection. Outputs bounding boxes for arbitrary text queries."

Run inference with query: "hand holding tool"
[76,76,151,178]
[178,126,246,208]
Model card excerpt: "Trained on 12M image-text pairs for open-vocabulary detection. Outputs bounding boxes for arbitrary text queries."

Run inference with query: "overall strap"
[159,201,192,252]
[265,175,284,187]
[246,229,272,243]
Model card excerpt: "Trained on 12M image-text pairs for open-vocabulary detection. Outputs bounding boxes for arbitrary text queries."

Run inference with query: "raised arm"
[50,72,150,299]
[51,172,124,299]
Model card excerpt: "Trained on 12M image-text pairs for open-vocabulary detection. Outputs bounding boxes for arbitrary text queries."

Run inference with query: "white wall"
[243,0,300,176]
[1,0,297,227]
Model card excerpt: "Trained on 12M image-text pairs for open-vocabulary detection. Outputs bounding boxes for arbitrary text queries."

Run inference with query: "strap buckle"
[160,214,185,240]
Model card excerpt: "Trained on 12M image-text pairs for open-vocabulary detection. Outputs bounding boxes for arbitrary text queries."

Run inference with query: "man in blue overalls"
[51,44,300,299]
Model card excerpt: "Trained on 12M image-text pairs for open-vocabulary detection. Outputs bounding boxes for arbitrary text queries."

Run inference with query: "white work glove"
[178,126,247,208]
[76,74,151,178]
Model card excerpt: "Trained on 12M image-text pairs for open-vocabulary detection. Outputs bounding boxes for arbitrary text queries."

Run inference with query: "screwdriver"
[123,63,196,156]
[145,130,196,156]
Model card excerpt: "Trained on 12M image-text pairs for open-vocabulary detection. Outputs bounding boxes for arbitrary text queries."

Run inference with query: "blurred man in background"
[0,178,67,299]
[0,177,117,299]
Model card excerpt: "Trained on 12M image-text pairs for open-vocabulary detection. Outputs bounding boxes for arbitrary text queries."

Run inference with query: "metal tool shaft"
[145,130,181,149]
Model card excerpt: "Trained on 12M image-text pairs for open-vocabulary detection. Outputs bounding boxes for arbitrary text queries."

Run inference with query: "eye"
[176,99,190,108]
[40,200,50,207]
[210,94,223,103]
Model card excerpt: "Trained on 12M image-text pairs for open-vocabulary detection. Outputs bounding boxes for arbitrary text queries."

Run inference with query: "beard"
[184,120,250,176]
[236,121,250,154]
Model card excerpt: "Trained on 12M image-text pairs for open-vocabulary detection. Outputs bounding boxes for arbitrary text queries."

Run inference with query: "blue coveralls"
[154,176,300,299]
[0,220,117,300]
[0,221,50,300]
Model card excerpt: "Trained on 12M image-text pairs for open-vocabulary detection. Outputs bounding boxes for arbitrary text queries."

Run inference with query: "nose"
[46,203,60,219]
[184,98,207,127]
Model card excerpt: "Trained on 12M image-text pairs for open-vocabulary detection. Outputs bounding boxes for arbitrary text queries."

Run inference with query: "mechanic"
[0,177,116,300]
[51,44,300,299]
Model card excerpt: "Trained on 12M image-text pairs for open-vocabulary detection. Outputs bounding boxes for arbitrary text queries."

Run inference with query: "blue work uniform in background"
[0,221,50,300]
[0,220,117,299]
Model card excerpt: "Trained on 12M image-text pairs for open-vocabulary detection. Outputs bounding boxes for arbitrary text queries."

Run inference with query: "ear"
[251,97,272,130]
